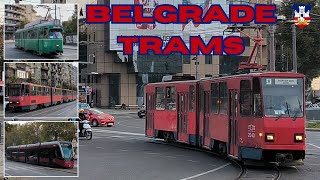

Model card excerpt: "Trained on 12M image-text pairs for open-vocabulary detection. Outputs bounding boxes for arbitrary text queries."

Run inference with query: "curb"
[306,128,320,132]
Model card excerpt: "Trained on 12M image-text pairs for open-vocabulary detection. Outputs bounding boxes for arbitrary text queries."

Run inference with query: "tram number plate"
[248,133,255,138]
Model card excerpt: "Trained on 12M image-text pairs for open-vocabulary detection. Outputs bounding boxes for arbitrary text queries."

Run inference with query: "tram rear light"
[294,134,304,142]
[259,133,263,137]
[265,133,274,142]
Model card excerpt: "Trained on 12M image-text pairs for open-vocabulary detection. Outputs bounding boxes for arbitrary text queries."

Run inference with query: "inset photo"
[4,121,78,177]
[4,4,78,60]
[4,62,78,119]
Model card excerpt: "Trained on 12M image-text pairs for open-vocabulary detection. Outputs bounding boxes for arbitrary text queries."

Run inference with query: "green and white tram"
[15,19,64,56]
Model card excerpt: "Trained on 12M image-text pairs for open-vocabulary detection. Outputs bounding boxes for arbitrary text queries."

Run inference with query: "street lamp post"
[292,24,297,73]
[192,56,199,80]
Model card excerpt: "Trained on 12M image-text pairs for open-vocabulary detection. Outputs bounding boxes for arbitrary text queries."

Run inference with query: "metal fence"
[306,109,320,121]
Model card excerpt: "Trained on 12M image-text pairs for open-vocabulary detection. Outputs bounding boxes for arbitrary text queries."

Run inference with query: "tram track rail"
[149,139,281,180]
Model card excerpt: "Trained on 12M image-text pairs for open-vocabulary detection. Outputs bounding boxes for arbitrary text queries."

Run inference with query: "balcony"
[41,64,49,70]
[41,74,48,80]
[5,9,26,16]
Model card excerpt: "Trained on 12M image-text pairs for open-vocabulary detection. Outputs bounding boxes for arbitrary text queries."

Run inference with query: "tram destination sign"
[274,79,298,85]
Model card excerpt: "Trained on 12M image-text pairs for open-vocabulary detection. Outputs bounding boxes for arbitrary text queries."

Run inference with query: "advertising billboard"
[108,0,236,51]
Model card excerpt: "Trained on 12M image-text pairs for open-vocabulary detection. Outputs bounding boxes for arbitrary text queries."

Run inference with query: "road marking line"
[94,129,145,136]
[120,150,129,152]
[187,160,198,163]
[179,163,231,180]
[307,143,320,149]
[165,156,177,159]
[146,152,160,155]
[305,164,320,166]
[96,147,104,149]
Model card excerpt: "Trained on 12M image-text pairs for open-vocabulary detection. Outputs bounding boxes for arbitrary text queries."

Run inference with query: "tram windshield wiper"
[292,98,303,121]
[285,101,290,118]
[276,101,290,121]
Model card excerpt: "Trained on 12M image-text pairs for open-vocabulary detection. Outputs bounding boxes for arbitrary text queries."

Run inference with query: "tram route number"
[248,124,256,138]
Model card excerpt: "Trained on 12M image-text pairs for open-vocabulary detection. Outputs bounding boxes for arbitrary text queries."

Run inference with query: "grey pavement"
[4,42,78,60]
[5,101,78,119]
[5,160,77,177]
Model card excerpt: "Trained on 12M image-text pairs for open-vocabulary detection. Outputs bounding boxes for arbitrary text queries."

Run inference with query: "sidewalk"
[63,45,78,50]
[94,108,137,115]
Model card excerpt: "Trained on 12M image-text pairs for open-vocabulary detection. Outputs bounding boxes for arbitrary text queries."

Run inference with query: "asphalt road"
[280,131,320,180]
[76,114,240,180]
[4,42,78,60]
[5,101,78,119]
[1,113,320,179]
[5,160,77,177]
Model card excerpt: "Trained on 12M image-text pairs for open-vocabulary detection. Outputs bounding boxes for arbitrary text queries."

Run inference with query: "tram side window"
[166,87,176,111]
[39,148,49,159]
[253,78,262,117]
[220,82,228,114]
[156,87,165,110]
[44,28,48,38]
[25,85,29,95]
[189,85,195,112]
[240,80,252,116]
[31,86,36,96]
[211,83,219,114]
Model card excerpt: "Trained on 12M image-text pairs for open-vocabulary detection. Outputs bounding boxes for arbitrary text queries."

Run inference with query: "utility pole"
[55,4,57,20]
[292,24,297,73]
[269,0,276,72]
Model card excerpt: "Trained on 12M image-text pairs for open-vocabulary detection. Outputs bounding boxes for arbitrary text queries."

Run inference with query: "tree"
[276,0,320,87]
[62,9,77,34]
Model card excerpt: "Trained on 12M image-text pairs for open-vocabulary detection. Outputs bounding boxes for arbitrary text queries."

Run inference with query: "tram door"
[177,93,188,143]
[229,90,239,156]
[146,93,155,137]
[203,91,210,147]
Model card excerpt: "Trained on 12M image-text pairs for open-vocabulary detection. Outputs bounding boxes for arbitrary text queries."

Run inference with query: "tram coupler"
[276,153,293,164]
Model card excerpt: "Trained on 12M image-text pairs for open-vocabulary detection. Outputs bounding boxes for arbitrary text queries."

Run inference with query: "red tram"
[8,83,77,111]
[6,141,75,168]
[145,72,305,166]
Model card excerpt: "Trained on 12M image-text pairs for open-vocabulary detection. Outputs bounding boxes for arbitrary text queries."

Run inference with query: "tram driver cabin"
[14,19,64,56]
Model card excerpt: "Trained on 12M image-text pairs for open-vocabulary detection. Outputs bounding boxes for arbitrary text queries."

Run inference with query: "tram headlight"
[294,134,304,142]
[265,133,275,142]
[56,44,59,47]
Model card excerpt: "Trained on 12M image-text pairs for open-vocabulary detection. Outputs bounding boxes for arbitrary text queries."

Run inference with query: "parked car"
[138,105,145,118]
[83,108,115,127]
[79,103,91,109]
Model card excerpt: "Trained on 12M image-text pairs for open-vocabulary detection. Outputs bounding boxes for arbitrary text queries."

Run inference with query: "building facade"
[5,63,77,96]
[4,4,26,40]
[79,0,271,108]
[41,0,66,3]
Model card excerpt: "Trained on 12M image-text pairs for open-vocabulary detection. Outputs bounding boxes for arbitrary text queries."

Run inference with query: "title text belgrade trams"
[86,4,277,55]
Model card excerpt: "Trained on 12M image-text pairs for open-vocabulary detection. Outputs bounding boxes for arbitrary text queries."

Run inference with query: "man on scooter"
[78,108,86,134]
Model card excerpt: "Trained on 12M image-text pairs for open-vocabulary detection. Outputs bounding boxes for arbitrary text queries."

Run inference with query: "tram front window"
[9,84,21,96]
[49,29,63,39]
[61,144,73,160]
[262,78,304,118]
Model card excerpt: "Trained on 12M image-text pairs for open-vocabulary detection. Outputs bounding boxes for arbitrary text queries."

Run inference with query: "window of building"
[243,37,251,47]
[165,87,176,110]
[189,85,195,112]
[240,80,252,116]
[205,55,212,64]
[211,83,219,113]
[183,55,191,64]
[205,74,212,77]
[156,87,165,110]
[220,82,228,114]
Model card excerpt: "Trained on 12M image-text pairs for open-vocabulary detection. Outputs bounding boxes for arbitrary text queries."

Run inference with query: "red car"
[83,108,115,127]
